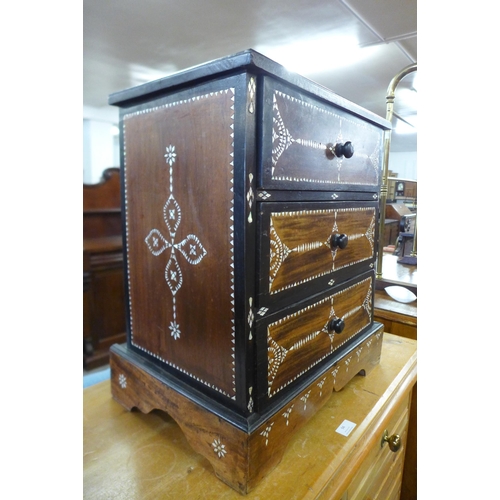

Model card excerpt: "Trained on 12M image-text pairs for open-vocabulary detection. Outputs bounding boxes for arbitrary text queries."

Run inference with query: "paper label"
[336,419,356,437]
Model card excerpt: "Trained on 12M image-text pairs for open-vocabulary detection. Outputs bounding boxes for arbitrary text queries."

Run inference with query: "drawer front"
[260,77,384,191]
[257,201,378,311]
[259,272,374,401]
[346,391,411,500]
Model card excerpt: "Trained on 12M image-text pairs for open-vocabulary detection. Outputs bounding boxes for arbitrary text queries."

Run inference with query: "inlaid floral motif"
[212,438,227,459]
[144,145,207,340]
[118,373,127,389]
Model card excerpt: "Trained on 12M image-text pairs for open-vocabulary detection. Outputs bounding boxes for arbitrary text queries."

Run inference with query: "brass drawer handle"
[381,430,402,452]
[326,141,354,159]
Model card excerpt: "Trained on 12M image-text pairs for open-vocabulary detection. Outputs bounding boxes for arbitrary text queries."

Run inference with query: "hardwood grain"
[374,289,416,341]
[264,203,376,299]
[376,254,417,293]
[123,85,240,399]
[105,51,395,497]
[108,325,384,494]
[266,274,374,398]
[373,287,417,500]
[83,168,126,369]
[83,168,122,240]
[84,334,416,499]
[261,78,384,191]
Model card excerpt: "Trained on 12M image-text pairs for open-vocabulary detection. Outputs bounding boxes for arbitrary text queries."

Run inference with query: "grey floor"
[83,363,111,388]
[84,363,110,376]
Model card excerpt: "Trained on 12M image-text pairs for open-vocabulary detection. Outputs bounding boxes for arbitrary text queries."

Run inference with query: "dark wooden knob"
[334,141,354,158]
[331,233,348,250]
[328,318,345,334]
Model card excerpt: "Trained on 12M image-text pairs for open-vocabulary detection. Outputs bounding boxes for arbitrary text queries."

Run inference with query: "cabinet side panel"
[123,86,237,399]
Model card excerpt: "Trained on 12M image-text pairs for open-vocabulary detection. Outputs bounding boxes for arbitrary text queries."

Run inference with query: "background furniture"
[392,214,415,258]
[385,203,414,226]
[374,290,416,341]
[382,204,415,252]
[85,333,417,499]
[382,218,399,248]
[375,254,417,296]
[387,178,417,204]
[374,289,417,500]
[83,168,126,370]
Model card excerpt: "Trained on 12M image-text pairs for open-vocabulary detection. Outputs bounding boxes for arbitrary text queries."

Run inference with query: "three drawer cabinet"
[109,50,391,494]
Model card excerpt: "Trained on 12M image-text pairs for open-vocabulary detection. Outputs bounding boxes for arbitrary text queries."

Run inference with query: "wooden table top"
[83,334,417,499]
[378,253,417,287]
[374,289,417,321]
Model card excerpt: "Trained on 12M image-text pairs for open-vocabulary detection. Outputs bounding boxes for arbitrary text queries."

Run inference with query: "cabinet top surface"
[83,333,416,499]
[109,49,390,129]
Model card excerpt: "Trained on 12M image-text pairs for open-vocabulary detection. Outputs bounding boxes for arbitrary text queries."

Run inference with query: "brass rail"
[376,64,417,278]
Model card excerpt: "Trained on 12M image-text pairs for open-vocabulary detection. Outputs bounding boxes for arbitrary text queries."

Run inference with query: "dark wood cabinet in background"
[83,168,126,370]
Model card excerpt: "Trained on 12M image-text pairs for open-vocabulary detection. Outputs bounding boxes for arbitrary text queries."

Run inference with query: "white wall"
[388,151,417,180]
[83,106,120,184]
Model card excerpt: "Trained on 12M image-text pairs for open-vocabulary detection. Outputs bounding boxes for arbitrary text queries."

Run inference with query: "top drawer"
[259,77,384,192]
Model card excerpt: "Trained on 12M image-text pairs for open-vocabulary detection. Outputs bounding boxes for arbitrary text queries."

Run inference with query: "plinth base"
[110,324,384,494]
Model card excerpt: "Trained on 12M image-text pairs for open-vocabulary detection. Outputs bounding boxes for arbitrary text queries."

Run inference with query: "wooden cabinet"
[374,288,417,499]
[387,178,417,203]
[83,168,127,369]
[337,390,411,499]
[84,334,417,499]
[374,289,417,341]
[108,49,391,493]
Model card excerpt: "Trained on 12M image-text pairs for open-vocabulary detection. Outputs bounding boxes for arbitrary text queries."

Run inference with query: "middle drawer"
[257,200,378,313]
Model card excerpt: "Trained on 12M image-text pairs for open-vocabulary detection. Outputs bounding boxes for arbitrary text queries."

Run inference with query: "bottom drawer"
[374,458,405,500]
[256,271,374,408]
[346,391,411,499]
